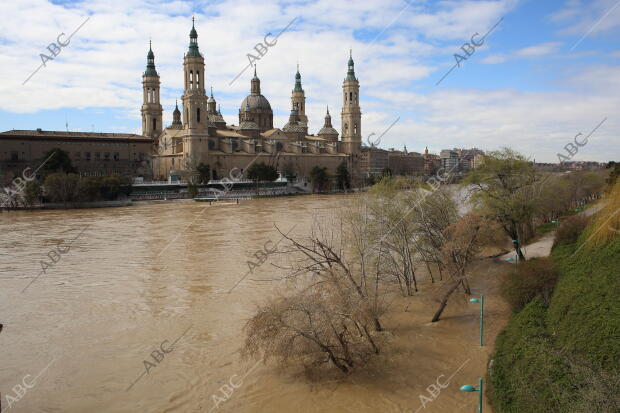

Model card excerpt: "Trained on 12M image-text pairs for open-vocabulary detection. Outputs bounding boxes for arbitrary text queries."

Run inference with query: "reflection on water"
[0,193,504,413]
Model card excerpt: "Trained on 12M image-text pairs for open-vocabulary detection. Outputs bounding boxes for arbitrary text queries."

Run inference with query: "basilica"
[147,19,362,182]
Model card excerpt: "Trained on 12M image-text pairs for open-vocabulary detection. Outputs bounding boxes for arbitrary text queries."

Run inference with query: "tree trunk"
[515,244,525,261]
[431,279,462,322]
[374,316,382,332]
[424,261,434,283]
[361,323,380,354]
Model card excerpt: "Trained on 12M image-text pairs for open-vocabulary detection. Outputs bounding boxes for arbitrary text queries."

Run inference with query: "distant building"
[0,129,153,182]
[440,148,485,173]
[360,146,388,176]
[440,149,460,172]
[388,147,425,176]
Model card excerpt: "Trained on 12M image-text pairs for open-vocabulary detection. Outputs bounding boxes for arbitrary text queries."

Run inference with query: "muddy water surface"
[0,195,509,413]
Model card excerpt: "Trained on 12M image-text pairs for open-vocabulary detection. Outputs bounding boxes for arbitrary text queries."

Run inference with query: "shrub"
[553,215,590,248]
[586,180,620,248]
[500,257,559,312]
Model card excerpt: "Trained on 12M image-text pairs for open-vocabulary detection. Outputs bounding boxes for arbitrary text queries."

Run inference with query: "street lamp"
[460,378,483,413]
[511,239,521,262]
[469,294,484,346]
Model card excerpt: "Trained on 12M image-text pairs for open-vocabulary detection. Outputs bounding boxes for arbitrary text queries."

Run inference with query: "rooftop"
[0,129,152,142]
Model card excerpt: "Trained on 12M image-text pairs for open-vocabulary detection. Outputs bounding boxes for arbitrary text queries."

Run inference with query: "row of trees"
[243,148,610,374]
[2,148,133,208]
[308,162,350,192]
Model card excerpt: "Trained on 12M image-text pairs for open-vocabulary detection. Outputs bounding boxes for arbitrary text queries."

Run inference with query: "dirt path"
[500,203,605,261]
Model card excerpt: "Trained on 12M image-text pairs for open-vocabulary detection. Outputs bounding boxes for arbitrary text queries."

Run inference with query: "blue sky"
[0,0,619,162]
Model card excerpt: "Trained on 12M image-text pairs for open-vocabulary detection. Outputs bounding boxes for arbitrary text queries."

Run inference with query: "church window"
[152,118,157,132]
[189,70,193,89]
[354,123,357,134]
[349,92,352,104]
[344,123,348,133]
[197,108,201,123]
[196,71,200,88]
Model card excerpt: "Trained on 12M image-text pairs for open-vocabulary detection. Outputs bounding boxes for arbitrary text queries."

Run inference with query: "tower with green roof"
[141,41,163,140]
[181,17,210,162]
[291,64,307,127]
[341,50,361,155]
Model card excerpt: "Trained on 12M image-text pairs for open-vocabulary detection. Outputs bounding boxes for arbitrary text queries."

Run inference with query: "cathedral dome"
[240,94,272,111]
[318,126,338,136]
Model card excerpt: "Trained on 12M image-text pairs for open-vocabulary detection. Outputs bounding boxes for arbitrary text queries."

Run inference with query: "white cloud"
[0,0,618,163]
[481,41,562,64]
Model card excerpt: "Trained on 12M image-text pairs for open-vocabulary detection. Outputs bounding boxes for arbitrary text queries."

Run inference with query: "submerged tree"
[243,281,381,374]
[309,166,330,193]
[465,148,539,260]
[336,161,351,191]
[431,212,504,322]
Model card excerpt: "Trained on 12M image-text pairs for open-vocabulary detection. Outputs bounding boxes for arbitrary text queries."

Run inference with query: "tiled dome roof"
[240,94,272,111]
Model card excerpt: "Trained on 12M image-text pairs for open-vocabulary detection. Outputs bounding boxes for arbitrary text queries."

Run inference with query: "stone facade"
[149,19,363,183]
[0,129,153,183]
[360,146,389,176]
[388,149,425,176]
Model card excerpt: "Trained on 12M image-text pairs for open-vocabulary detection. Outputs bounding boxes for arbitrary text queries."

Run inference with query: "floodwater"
[0,195,510,413]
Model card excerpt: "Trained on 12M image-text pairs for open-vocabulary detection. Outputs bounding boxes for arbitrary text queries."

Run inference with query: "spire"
[324,106,333,127]
[218,104,222,115]
[346,49,357,81]
[293,64,304,93]
[208,86,216,113]
[250,65,261,95]
[144,41,157,76]
[187,16,201,57]
[172,99,182,126]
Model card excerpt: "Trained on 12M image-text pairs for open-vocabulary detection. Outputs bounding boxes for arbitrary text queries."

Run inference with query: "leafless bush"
[553,214,591,248]
[243,281,381,374]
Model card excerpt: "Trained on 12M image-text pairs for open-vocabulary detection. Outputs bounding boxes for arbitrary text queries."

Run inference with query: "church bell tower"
[341,50,361,155]
[141,41,163,140]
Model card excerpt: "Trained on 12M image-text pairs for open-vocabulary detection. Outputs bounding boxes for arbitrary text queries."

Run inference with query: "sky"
[0,0,618,163]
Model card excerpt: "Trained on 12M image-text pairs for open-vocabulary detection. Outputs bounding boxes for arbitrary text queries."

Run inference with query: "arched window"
[344,123,348,133]
[152,118,157,132]
[354,123,357,134]
[197,108,201,123]
[349,92,352,104]
[189,70,193,89]
[196,70,200,88]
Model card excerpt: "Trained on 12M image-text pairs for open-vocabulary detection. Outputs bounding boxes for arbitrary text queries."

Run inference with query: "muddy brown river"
[0,195,509,413]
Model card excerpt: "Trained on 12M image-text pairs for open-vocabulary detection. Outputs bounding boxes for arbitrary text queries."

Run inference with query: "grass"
[488,214,620,412]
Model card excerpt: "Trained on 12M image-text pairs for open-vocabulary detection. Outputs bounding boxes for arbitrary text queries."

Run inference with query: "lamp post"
[469,294,484,346]
[511,239,520,262]
[460,378,483,413]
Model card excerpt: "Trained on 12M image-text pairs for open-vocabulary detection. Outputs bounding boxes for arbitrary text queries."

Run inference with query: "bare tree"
[411,187,459,283]
[243,280,381,374]
[431,213,503,322]
[276,219,386,332]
